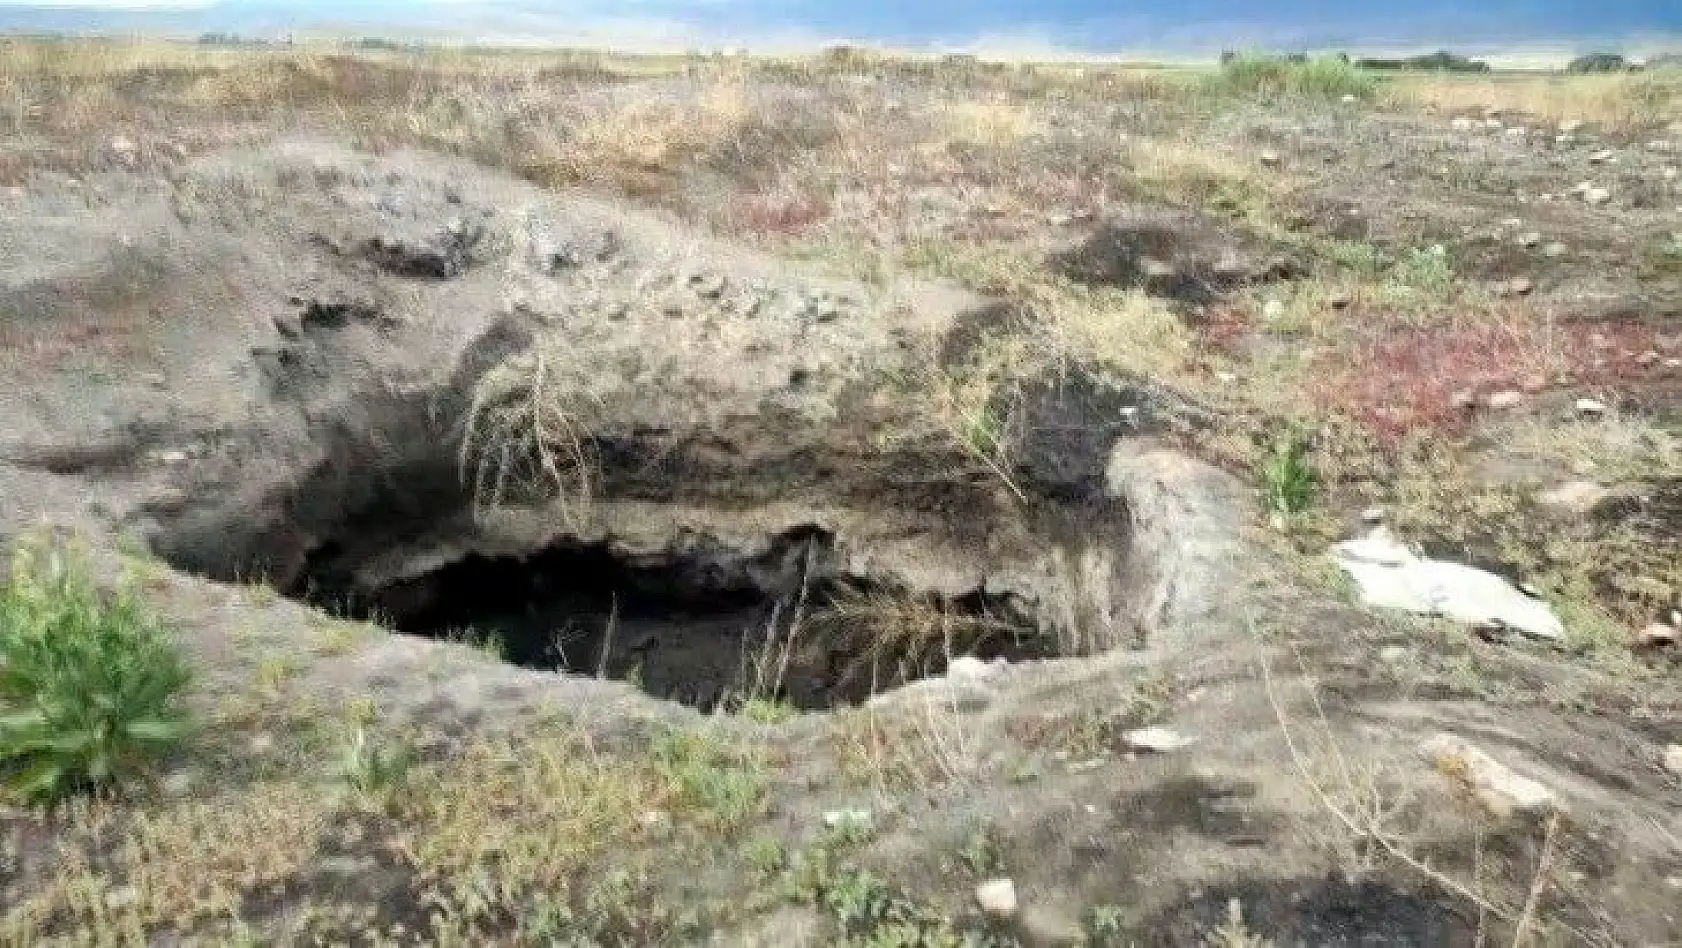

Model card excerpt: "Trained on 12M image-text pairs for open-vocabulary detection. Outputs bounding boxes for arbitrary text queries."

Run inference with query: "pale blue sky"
[1,0,1678,58]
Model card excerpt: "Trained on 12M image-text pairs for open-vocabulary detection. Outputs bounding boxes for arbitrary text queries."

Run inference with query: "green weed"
[1211,54,1377,102]
[1262,429,1318,517]
[0,530,191,806]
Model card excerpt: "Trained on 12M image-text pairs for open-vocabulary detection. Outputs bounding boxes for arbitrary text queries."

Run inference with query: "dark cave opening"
[288,531,1057,712]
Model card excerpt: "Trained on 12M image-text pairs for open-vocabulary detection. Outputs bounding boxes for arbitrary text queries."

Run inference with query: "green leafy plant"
[0,530,191,806]
[1212,54,1376,101]
[1262,428,1317,517]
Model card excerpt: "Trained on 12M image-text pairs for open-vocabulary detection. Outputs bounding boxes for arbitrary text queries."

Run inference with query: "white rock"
[1123,727,1196,753]
[1582,187,1612,206]
[1360,506,1386,525]
[1261,299,1286,322]
[1332,526,1565,641]
[1638,623,1678,648]
[104,886,140,910]
[1542,241,1568,258]
[1422,733,1559,818]
[1538,480,1609,515]
[1340,94,1358,104]
[1451,117,1476,131]
[975,879,1018,921]
[1486,390,1525,410]
[1258,150,1282,168]
[1664,745,1682,776]
[1588,149,1616,164]
[822,808,873,831]
[1517,231,1543,248]
[946,655,1002,682]
[1505,126,1529,139]
[1558,119,1584,134]
[1379,645,1409,663]
[1484,117,1505,130]
[1574,397,1609,417]
[1568,180,1592,195]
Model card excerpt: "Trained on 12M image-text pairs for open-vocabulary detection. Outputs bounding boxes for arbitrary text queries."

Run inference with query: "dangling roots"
[458,347,600,527]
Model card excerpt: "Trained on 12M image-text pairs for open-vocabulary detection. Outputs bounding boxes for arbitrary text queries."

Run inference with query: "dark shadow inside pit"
[289,532,1055,712]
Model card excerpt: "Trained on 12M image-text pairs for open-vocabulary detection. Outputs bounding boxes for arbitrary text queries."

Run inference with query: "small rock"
[1538,480,1609,515]
[1582,187,1612,206]
[1559,119,1584,134]
[1261,299,1286,322]
[105,886,140,910]
[1664,745,1682,775]
[1588,149,1616,164]
[1123,727,1196,753]
[248,732,275,754]
[1328,291,1353,309]
[1258,150,1282,168]
[1638,623,1678,648]
[1568,181,1592,196]
[107,135,137,159]
[1340,94,1358,104]
[1379,645,1409,663]
[1421,733,1559,818]
[639,810,671,830]
[1360,506,1386,525]
[160,770,195,796]
[1542,241,1568,258]
[975,879,1018,921]
[1636,349,1660,367]
[1574,397,1609,417]
[153,450,188,465]
[1451,117,1476,131]
[823,808,873,831]
[1484,117,1505,130]
[1497,276,1534,297]
[1505,126,1528,139]
[1517,231,1543,248]
[947,656,1003,682]
[1485,390,1525,410]
[138,371,168,389]
[1450,389,1477,411]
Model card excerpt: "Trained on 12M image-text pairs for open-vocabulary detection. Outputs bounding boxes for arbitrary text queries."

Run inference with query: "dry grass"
[459,346,602,527]
[1384,70,1682,133]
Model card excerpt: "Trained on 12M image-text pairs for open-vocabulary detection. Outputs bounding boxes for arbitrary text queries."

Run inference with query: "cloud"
[0,0,216,7]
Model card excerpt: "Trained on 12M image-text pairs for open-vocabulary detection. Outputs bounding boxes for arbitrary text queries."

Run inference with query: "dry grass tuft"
[1384,71,1682,133]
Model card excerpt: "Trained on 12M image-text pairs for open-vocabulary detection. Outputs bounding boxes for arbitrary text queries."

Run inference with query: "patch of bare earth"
[0,41,1679,946]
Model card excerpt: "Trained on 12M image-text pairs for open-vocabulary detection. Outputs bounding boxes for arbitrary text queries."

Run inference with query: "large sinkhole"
[286,528,1058,712]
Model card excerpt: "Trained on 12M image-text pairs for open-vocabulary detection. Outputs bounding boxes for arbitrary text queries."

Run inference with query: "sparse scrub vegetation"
[1210,53,1377,102]
[0,530,191,807]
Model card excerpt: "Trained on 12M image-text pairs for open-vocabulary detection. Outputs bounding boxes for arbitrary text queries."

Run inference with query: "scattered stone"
[1123,727,1197,753]
[1450,389,1477,411]
[1638,623,1678,648]
[1451,117,1476,131]
[1483,117,1505,130]
[1542,241,1568,258]
[1574,397,1609,417]
[153,450,188,465]
[1517,231,1543,248]
[1261,299,1285,323]
[947,655,1005,681]
[1582,186,1612,206]
[105,886,140,910]
[1332,526,1565,641]
[1559,119,1584,134]
[1340,94,1358,104]
[1328,290,1353,309]
[823,808,873,832]
[975,879,1019,921]
[1497,276,1534,297]
[1379,645,1409,663]
[106,135,138,164]
[138,371,168,389]
[160,770,196,796]
[1215,370,1238,384]
[1505,126,1529,139]
[1665,745,1682,776]
[248,732,275,754]
[1538,480,1610,515]
[1258,150,1282,168]
[1485,390,1525,410]
[1588,149,1616,164]
[1360,506,1386,525]
[1421,733,1560,818]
